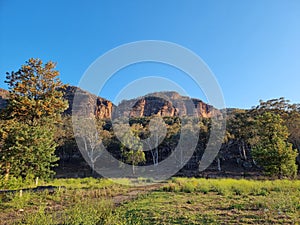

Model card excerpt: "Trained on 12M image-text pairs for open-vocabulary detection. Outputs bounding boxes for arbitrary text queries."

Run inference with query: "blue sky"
[1,0,299,108]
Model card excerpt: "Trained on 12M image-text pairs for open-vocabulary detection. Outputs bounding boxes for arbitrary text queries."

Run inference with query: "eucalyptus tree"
[251,112,298,178]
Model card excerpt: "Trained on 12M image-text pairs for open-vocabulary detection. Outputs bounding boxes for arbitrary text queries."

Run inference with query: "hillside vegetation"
[0,59,300,185]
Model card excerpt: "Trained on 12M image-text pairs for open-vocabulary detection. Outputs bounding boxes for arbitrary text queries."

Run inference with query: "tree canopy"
[251,112,298,178]
[0,58,68,181]
[4,58,68,125]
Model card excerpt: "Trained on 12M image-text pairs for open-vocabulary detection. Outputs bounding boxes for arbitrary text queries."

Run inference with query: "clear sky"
[1,0,299,109]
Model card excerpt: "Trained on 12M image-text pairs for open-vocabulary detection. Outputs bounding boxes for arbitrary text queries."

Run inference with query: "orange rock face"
[62,86,114,119]
[0,87,220,119]
[116,92,220,118]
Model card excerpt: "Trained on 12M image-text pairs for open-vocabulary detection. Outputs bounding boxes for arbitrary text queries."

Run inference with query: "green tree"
[286,110,300,167]
[117,126,145,175]
[227,109,257,160]
[252,97,300,169]
[0,120,58,179]
[251,112,298,178]
[1,58,68,180]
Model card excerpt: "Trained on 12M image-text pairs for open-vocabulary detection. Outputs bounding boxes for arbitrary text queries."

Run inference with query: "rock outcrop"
[0,87,220,119]
[117,96,176,117]
[0,88,9,109]
[116,91,220,118]
[62,86,114,119]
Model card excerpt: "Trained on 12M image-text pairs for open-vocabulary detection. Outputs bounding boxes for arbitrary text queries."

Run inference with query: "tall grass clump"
[162,178,300,197]
[17,199,114,225]
[62,199,113,225]
[16,206,55,225]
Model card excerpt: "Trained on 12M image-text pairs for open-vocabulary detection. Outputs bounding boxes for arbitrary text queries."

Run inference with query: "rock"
[116,91,220,118]
[62,86,114,119]
[1,87,220,120]
[0,88,9,109]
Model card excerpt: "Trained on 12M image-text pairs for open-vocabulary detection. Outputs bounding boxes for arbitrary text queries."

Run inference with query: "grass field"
[0,177,299,224]
[117,178,300,224]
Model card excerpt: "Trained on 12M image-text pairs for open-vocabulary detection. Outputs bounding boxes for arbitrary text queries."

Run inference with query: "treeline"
[0,59,299,186]
[226,100,300,177]
[61,102,300,178]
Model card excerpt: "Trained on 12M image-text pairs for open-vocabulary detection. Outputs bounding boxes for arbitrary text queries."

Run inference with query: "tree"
[123,148,145,175]
[251,112,298,178]
[176,119,198,167]
[4,58,68,125]
[55,115,78,166]
[1,58,68,180]
[252,97,300,169]
[73,117,110,175]
[227,109,256,161]
[0,120,58,179]
[286,110,300,167]
[117,127,145,175]
[141,116,167,166]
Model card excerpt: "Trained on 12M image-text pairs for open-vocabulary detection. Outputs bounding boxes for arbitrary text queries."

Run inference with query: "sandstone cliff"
[116,91,220,118]
[0,87,219,119]
[0,88,9,109]
[62,86,114,119]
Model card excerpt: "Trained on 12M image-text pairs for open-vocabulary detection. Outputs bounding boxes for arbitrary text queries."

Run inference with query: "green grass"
[114,191,300,224]
[0,176,156,190]
[1,177,300,224]
[114,178,300,224]
[0,177,130,224]
[163,177,300,196]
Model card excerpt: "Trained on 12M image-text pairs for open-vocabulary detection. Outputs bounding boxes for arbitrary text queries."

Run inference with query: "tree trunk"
[154,148,158,166]
[242,141,247,160]
[4,162,10,181]
[91,162,95,176]
[132,164,135,175]
[239,140,247,160]
[217,158,221,171]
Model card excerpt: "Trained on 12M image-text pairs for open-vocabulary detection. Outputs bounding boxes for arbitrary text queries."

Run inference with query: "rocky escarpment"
[62,86,114,119]
[116,91,220,118]
[0,87,220,119]
[0,86,114,119]
[116,96,176,117]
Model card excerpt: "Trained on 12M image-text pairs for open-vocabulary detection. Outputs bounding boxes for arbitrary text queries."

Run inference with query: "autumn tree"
[0,58,68,180]
[4,58,68,125]
[251,112,298,178]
